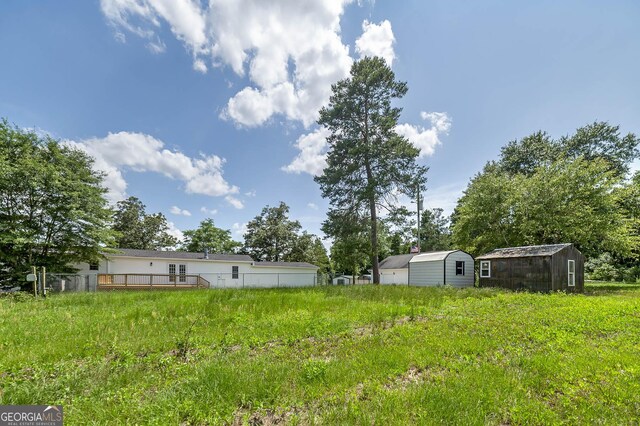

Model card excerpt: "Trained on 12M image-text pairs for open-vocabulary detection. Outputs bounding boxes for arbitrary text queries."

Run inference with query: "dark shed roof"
[476,243,573,260]
[379,254,416,269]
[108,248,253,262]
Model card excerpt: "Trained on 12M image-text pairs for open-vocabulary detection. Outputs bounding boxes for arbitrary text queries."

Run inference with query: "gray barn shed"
[476,243,584,293]
[408,250,475,287]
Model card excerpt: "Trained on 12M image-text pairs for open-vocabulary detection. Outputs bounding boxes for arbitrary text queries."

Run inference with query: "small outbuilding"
[332,275,353,285]
[476,243,584,293]
[408,250,475,287]
[379,254,415,285]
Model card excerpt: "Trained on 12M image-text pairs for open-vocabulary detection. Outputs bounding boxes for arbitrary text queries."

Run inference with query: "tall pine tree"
[316,57,427,283]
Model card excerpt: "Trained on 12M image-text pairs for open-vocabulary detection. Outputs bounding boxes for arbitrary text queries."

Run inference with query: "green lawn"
[1,284,639,425]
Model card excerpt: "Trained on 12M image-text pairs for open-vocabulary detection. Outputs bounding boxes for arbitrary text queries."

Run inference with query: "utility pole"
[416,184,422,253]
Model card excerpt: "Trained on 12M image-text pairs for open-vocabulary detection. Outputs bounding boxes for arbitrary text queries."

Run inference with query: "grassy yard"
[1,284,639,425]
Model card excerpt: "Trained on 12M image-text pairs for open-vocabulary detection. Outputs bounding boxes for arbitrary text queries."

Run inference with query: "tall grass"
[1,284,639,424]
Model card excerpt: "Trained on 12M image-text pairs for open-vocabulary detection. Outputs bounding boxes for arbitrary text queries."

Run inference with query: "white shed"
[408,250,474,287]
[332,275,352,285]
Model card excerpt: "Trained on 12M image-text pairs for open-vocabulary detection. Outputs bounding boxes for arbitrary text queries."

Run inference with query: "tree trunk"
[364,157,380,284]
[362,93,380,284]
[369,195,380,284]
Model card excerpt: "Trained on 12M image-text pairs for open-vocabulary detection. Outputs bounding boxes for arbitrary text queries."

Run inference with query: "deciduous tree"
[419,208,452,251]
[112,196,177,250]
[452,158,630,258]
[0,119,114,284]
[242,202,301,262]
[289,232,331,274]
[498,122,639,177]
[180,218,240,253]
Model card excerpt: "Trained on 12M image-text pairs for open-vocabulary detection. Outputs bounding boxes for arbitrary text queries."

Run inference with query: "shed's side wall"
[551,246,585,293]
[409,261,444,286]
[443,251,475,287]
[479,256,552,291]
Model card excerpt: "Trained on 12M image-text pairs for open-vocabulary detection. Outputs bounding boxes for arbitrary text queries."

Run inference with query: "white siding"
[408,250,475,287]
[409,261,444,286]
[443,251,475,287]
[380,269,408,285]
[246,266,317,288]
[192,261,253,288]
[74,257,317,288]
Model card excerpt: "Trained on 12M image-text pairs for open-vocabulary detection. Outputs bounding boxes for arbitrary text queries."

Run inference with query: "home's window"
[480,261,491,278]
[89,263,99,271]
[232,266,239,279]
[456,261,465,276]
[179,264,187,282]
[568,260,575,287]
[169,263,176,282]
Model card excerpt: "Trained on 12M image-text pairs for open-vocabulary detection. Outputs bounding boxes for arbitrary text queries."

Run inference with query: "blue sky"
[1,0,639,244]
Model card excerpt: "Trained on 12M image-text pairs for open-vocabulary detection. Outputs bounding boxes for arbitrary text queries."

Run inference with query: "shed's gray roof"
[108,248,253,262]
[252,261,318,269]
[379,254,416,269]
[476,243,572,260]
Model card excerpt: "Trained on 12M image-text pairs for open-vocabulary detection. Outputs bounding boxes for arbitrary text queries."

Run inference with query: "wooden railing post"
[150,274,153,287]
[125,274,128,287]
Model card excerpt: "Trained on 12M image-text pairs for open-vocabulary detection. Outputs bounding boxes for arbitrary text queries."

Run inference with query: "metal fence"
[43,272,325,291]
[47,274,97,292]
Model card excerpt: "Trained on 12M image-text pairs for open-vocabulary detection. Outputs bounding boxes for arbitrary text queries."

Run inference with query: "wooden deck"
[97,273,210,291]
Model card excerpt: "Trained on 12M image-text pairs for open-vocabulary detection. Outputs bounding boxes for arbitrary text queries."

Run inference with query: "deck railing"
[97,273,210,290]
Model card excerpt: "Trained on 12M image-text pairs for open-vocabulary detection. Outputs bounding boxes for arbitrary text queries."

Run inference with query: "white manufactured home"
[408,250,474,287]
[74,248,319,289]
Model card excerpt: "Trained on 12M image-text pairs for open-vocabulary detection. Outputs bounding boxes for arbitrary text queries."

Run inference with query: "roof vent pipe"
[204,248,209,259]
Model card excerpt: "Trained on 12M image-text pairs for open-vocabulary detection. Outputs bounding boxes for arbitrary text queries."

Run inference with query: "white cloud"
[170,205,192,216]
[225,195,244,209]
[283,111,451,175]
[65,131,238,202]
[395,111,452,158]
[355,20,395,65]
[282,127,330,176]
[114,31,126,43]
[231,222,248,239]
[193,58,207,73]
[200,206,218,215]
[244,190,256,197]
[166,221,185,242]
[307,202,319,210]
[147,39,166,54]
[101,0,356,127]
[100,0,208,60]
